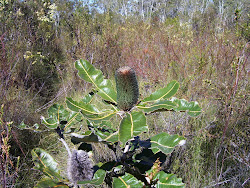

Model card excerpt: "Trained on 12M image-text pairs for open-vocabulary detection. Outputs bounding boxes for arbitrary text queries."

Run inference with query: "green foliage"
[112,173,144,187]
[75,59,117,104]
[34,179,68,188]
[150,133,185,155]
[119,111,148,146]
[78,169,106,185]
[171,98,202,117]
[153,172,185,188]
[142,81,179,102]
[32,148,62,180]
[31,60,202,187]
[41,103,82,132]
[137,100,177,114]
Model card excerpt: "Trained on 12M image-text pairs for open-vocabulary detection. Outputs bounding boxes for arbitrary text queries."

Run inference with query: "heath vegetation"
[0,0,249,187]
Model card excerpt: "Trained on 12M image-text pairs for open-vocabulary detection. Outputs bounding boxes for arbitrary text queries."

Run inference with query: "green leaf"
[99,120,113,128]
[119,111,148,146]
[81,91,96,104]
[71,127,119,144]
[87,121,119,143]
[83,111,117,123]
[34,178,69,188]
[17,122,43,133]
[153,172,185,188]
[32,148,59,172]
[71,132,100,143]
[66,97,116,123]
[171,97,202,117]
[142,81,179,102]
[137,100,177,113]
[150,133,185,155]
[18,121,28,129]
[66,97,100,114]
[63,112,82,130]
[48,104,69,119]
[75,59,117,104]
[95,130,119,144]
[78,169,106,185]
[112,173,144,188]
[32,148,63,181]
[41,117,58,129]
[41,104,82,130]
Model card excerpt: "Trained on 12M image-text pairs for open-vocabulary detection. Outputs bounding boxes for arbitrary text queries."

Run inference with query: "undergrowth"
[0,1,249,187]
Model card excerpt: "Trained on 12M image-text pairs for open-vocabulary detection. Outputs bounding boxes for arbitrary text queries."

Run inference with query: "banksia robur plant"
[32,60,201,187]
[115,66,139,111]
[67,149,94,185]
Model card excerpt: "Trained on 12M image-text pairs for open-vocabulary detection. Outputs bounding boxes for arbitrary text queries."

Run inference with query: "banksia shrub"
[115,66,139,111]
[31,60,202,187]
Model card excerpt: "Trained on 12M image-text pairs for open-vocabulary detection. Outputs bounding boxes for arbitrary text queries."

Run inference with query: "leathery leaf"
[150,132,185,155]
[119,111,148,146]
[75,59,117,104]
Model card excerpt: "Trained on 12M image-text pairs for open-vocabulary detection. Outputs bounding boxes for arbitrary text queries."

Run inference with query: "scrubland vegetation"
[0,0,249,187]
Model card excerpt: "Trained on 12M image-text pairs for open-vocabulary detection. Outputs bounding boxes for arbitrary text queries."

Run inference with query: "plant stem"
[0,149,6,188]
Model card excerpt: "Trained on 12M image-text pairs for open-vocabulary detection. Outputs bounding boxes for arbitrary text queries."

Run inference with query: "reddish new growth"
[117,66,133,76]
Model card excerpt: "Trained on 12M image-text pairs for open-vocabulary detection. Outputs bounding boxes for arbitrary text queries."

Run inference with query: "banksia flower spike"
[67,149,94,185]
[115,66,139,111]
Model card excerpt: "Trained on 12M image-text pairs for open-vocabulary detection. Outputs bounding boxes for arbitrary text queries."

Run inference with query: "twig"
[59,138,72,158]
[218,148,227,183]
[0,125,7,188]
[0,154,6,188]
[242,178,249,187]
[215,151,220,188]
[205,179,231,188]
[35,84,70,112]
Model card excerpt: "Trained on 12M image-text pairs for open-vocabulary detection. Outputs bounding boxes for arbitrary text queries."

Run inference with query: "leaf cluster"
[31,60,201,187]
